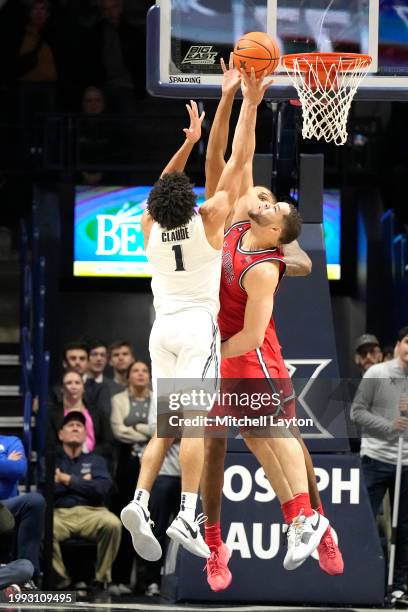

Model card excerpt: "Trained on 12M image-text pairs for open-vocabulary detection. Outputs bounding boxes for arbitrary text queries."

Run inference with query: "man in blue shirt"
[0,435,45,582]
[53,411,121,590]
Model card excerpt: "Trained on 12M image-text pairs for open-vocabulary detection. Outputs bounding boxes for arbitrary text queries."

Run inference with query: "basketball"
[233,32,280,77]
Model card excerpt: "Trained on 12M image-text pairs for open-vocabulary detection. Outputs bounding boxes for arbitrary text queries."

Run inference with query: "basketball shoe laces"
[283,510,306,547]
[193,513,208,529]
[320,529,336,558]
[204,547,222,577]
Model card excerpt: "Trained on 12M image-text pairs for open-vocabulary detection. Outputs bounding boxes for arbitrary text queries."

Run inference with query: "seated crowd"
[0,337,180,599]
[0,327,407,601]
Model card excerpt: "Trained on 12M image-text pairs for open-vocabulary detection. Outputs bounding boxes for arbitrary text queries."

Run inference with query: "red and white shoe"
[283,510,330,570]
[205,542,232,592]
[312,526,344,575]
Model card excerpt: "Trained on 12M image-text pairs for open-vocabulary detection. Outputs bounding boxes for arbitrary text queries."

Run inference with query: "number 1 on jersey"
[172,244,185,271]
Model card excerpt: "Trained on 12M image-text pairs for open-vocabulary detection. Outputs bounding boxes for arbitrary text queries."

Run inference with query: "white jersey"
[146,213,221,317]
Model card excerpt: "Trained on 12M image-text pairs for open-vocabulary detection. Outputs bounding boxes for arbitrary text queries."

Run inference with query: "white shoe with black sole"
[120,501,162,562]
[283,510,330,570]
[166,513,210,559]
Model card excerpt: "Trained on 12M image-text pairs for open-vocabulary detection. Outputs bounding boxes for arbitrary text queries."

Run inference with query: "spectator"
[16,0,57,131]
[85,0,144,113]
[87,340,123,398]
[0,503,34,594]
[53,412,121,592]
[82,85,105,115]
[87,340,108,382]
[351,325,408,605]
[382,345,396,362]
[110,360,154,592]
[349,334,382,452]
[18,0,56,84]
[0,435,45,582]
[109,340,134,389]
[78,86,116,186]
[63,340,89,376]
[354,334,383,376]
[49,369,113,464]
[52,340,111,416]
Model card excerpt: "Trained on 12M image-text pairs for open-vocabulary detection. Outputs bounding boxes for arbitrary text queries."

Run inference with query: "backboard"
[146,0,408,100]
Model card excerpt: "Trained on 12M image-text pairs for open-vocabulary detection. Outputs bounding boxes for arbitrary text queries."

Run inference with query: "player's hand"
[8,451,22,461]
[220,53,241,96]
[183,100,205,144]
[241,68,273,106]
[82,473,92,481]
[392,416,408,432]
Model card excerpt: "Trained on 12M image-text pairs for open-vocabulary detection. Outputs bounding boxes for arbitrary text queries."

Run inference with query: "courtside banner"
[165,454,385,605]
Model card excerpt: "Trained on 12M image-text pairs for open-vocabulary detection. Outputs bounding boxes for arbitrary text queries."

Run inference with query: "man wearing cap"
[354,334,383,375]
[53,411,121,592]
[351,325,408,606]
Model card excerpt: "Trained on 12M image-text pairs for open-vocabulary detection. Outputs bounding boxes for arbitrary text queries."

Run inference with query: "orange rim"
[281,52,372,72]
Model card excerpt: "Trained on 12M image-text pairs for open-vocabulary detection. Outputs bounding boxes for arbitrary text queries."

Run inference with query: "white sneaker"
[107,584,120,596]
[120,501,162,562]
[145,582,160,597]
[117,583,132,595]
[166,513,210,559]
[283,510,329,571]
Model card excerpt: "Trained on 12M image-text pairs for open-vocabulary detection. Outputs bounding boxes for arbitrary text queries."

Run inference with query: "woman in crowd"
[48,369,112,462]
[109,360,155,595]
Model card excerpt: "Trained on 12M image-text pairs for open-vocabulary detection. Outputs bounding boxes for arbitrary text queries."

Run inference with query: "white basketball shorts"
[149,307,220,404]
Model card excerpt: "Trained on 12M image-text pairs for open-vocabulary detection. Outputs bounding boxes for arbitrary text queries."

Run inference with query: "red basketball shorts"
[209,343,296,422]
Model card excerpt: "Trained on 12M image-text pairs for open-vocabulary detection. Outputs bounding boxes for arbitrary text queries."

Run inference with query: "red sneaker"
[205,542,232,592]
[316,527,344,575]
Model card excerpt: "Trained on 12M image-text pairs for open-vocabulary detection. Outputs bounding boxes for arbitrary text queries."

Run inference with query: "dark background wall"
[60,290,153,363]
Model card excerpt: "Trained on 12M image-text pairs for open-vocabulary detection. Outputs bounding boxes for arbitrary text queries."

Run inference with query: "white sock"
[133,488,150,509]
[178,492,198,522]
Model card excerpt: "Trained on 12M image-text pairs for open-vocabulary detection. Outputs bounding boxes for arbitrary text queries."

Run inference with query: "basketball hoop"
[281,52,372,145]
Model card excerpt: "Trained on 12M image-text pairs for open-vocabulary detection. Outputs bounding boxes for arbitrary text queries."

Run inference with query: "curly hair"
[280,204,303,244]
[147,172,196,230]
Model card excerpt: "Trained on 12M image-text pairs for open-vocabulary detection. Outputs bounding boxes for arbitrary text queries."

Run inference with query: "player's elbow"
[205,153,224,172]
[303,257,312,276]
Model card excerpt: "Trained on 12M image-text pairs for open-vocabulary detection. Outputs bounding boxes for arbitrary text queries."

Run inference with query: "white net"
[281,54,372,146]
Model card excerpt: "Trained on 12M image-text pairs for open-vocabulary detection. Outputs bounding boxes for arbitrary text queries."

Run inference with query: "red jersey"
[211,221,295,422]
[218,221,286,344]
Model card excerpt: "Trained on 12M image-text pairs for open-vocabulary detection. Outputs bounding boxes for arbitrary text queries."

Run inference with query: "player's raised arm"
[221,263,280,359]
[202,70,272,223]
[142,100,204,245]
[218,69,270,196]
[205,53,241,200]
[160,100,205,177]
